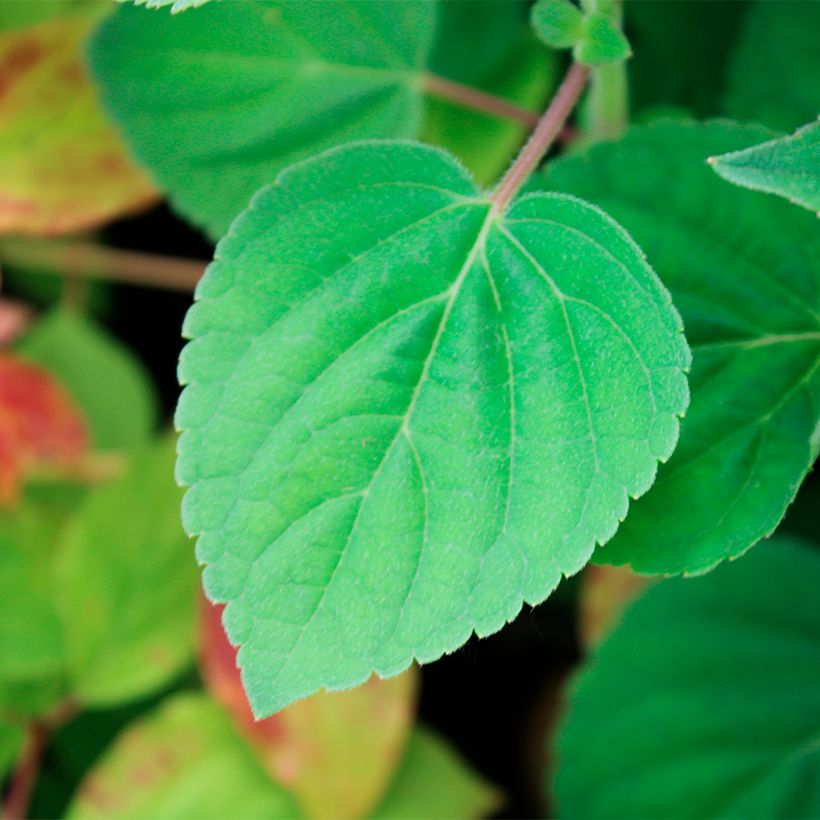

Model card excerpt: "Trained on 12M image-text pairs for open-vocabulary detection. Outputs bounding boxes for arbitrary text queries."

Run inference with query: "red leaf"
[0,353,87,503]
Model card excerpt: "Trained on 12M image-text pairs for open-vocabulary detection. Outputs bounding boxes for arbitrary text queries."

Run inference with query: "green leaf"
[710,120,820,215]
[626,0,750,119]
[129,0,210,12]
[89,1,436,237]
[0,503,65,687]
[176,140,690,716]
[423,1,555,185]
[542,120,820,575]
[725,0,820,131]
[55,436,198,707]
[531,0,584,49]
[554,537,820,819]
[18,310,157,452]
[0,721,24,780]
[574,11,631,66]
[373,727,501,819]
[67,693,303,819]
[0,0,108,33]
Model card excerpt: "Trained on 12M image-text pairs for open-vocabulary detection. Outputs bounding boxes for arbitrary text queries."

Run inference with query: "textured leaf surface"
[55,437,197,706]
[423,0,554,185]
[725,0,820,131]
[19,310,156,452]
[201,599,417,819]
[710,121,820,215]
[531,0,584,50]
[0,16,156,234]
[373,727,501,819]
[0,353,87,504]
[543,120,820,574]
[555,538,820,819]
[68,693,302,819]
[176,140,689,716]
[90,1,435,237]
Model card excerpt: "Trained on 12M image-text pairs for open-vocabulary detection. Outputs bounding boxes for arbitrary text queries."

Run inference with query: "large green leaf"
[710,120,820,215]
[55,437,198,706]
[554,538,820,819]
[543,120,820,575]
[89,1,435,237]
[373,727,501,819]
[89,1,557,237]
[176,140,690,716]
[68,693,302,819]
[18,310,157,452]
[725,0,820,131]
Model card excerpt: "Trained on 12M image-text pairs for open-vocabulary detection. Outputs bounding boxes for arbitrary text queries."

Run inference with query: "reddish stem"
[491,63,590,214]
[2,725,46,820]
[422,73,540,128]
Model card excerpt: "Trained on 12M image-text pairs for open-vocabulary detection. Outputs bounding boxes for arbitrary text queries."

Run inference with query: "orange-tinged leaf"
[579,564,652,646]
[0,17,157,235]
[0,353,87,503]
[201,599,419,819]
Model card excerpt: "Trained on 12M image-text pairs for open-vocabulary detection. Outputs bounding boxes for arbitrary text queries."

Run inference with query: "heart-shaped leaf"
[543,120,820,575]
[710,120,820,215]
[555,537,820,819]
[176,140,690,716]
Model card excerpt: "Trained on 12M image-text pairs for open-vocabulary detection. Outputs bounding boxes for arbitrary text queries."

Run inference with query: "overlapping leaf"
[0,353,87,504]
[176,140,689,716]
[710,121,820,215]
[201,600,418,819]
[555,538,820,819]
[725,0,820,131]
[68,694,302,819]
[55,437,197,706]
[373,727,501,819]
[89,0,553,237]
[19,310,157,452]
[543,120,820,574]
[0,16,156,234]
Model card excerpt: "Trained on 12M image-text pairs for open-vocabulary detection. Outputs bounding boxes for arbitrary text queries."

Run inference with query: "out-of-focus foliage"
[725,0,820,131]
[555,539,820,819]
[0,14,156,235]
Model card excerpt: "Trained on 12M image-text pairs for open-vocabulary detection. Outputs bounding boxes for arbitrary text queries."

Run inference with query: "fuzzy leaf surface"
[710,121,820,215]
[68,694,302,819]
[0,17,156,235]
[89,1,435,237]
[176,141,689,716]
[543,120,820,574]
[725,0,820,131]
[555,538,820,819]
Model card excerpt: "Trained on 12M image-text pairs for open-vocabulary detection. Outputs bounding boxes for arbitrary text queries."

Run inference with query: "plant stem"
[2,725,45,820]
[422,73,540,128]
[0,238,206,293]
[2,699,80,820]
[491,62,589,214]
[579,0,628,142]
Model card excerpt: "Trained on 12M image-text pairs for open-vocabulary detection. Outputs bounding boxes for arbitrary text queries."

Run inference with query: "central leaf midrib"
[268,203,497,669]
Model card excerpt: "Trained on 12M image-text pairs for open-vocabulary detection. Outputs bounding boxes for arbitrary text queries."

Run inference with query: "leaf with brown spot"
[0,352,87,504]
[200,598,419,819]
[0,17,157,235]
